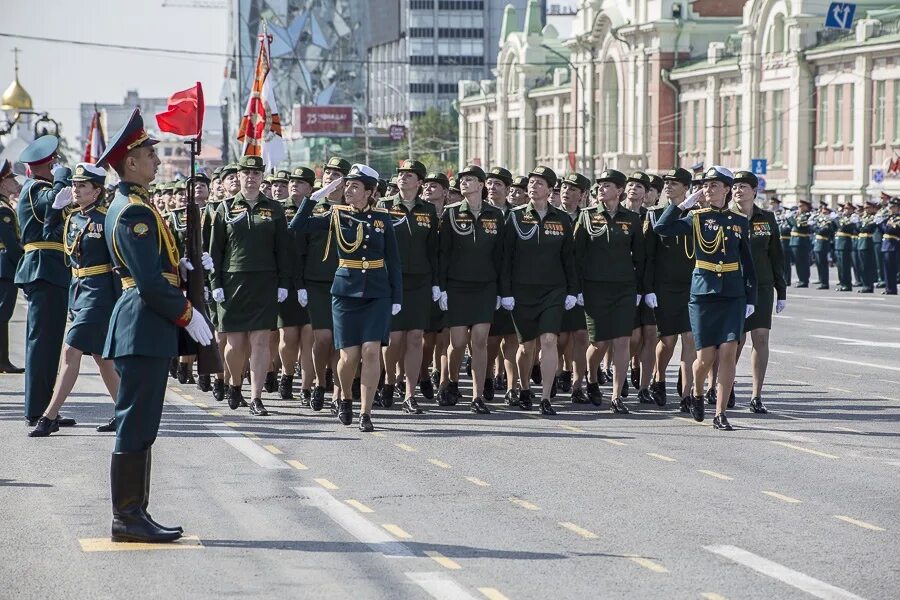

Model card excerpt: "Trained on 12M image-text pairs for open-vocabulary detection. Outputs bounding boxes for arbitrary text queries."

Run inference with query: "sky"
[0,0,227,148]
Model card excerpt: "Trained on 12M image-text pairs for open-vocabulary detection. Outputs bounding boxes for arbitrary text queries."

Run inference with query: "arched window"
[768,13,785,54]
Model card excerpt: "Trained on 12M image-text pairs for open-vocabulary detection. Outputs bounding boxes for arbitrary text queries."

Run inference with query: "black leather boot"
[264,371,277,393]
[0,324,23,373]
[338,399,353,425]
[197,374,211,392]
[227,385,243,410]
[278,374,294,399]
[143,448,183,534]
[177,363,190,384]
[110,450,181,543]
[212,378,225,402]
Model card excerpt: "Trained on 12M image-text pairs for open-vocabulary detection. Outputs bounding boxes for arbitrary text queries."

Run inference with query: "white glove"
[438,291,448,312]
[830,212,840,221]
[678,190,702,210]
[850,214,860,224]
[775,299,786,314]
[564,295,577,311]
[178,257,194,280]
[495,296,501,310]
[576,293,584,306]
[635,294,642,307]
[212,288,225,303]
[200,251,214,272]
[745,304,755,318]
[52,187,73,210]
[297,289,308,307]
[644,293,658,308]
[310,177,343,202]
[431,286,441,302]
[500,296,515,311]
[184,308,213,346]
[277,288,288,303]
[875,214,885,225]
[391,303,402,316]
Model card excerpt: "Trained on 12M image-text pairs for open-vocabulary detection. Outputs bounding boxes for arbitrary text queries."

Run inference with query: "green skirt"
[744,284,774,332]
[218,271,278,333]
[489,307,517,336]
[584,281,636,342]
[690,294,745,349]
[635,302,656,328]
[306,280,334,331]
[512,284,565,343]
[655,286,691,337]
[426,298,446,333]
[561,304,586,332]
[333,296,391,349]
[277,287,310,328]
[392,273,431,332]
[446,279,496,328]
[66,304,113,355]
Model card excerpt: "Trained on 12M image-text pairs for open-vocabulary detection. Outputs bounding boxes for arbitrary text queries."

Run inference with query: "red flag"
[82,109,106,163]
[156,82,205,138]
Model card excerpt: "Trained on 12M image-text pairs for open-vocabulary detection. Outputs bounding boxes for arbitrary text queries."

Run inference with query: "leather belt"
[338,258,384,270]
[696,260,739,273]
[790,232,809,238]
[24,242,64,252]
[780,235,791,240]
[72,264,113,278]
[121,272,180,289]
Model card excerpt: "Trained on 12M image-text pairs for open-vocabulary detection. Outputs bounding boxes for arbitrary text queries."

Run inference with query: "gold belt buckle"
[361,260,369,270]
[715,263,723,273]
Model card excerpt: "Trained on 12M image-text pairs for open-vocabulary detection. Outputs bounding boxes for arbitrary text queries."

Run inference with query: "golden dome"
[2,51,33,111]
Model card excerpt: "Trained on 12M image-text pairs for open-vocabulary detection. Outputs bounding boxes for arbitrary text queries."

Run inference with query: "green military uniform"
[742,204,786,331]
[812,210,836,289]
[0,173,24,371]
[644,201,695,337]
[559,172,591,334]
[855,205,878,292]
[787,206,813,286]
[277,168,310,329]
[483,167,518,338]
[834,211,857,290]
[15,137,71,420]
[422,172,450,334]
[774,206,793,285]
[201,166,234,329]
[879,199,900,294]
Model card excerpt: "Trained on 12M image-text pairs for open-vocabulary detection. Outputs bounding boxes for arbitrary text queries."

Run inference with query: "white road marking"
[806,318,897,330]
[208,429,290,469]
[405,572,479,600]
[811,335,900,349]
[704,545,866,600]
[294,487,413,557]
[795,365,815,371]
[815,356,900,373]
[770,348,795,354]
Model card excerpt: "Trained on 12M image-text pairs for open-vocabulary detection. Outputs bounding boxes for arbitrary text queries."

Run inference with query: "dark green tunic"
[742,205,786,331]
[0,196,23,324]
[643,202,695,337]
[294,199,339,330]
[277,199,310,328]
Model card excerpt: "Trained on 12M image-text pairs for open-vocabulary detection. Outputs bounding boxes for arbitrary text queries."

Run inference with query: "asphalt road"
[1,276,898,600]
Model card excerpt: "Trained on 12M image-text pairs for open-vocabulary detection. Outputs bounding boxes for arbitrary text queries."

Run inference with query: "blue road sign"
[873,169,884,184]
[825,2,856,30]
[751,159,767,175]
[757,176,766,192]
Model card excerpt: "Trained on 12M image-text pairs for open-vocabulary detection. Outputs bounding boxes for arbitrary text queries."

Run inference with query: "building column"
[705,75,720,168]
[854,54,872,200]
[785,55,814,204]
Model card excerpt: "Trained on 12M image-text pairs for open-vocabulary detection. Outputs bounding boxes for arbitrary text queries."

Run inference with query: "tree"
[393,107,458,174]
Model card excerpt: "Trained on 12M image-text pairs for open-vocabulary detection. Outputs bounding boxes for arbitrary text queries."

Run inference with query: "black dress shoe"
[419,378,435,400]
[177,363,190,385]
[690,395,705,422]
[212,378,225,402]
[558,371,572,393]
[530,364,542,386]
[749,396,768,414]
[263,371,277,393]
[311,386,326,411]
[816,284,829,290]
[795,282,808,288]
[610,396,629,414]
[620,380,629,398]
[706,389,717,406]
[437,383,454,407]
[447,381,461,405]
[587,382,603,407]
[571,386,588,404]
[836,286,851,292]
[679,397,690,413]
[858,288,874,294]
[728,387,736,409]
[169,358,178,379]
[597,367,608,385]
[29,416,59,437]
[227,385,243,410]
[539,398,556,416]
[26,417,38,427]
[359,413,374,432]
[325,367,334,392]
[300,388,312,408]
[518,389,533,411]
[875,281,886,288]
[650,381,667,406]
[505,389,519,407]
[197,374,212,392]
[329,399,338,416]
[338,400,353,425]
[713,414,734,431]
[249,398,269,416]
[495,372,507,392]
[430,370,440,389]
[471,397,491,414]
[96,416,117,432]
[402,397,424,414]
[483,377,495,401]
[0,362,24,373]
[630,364,640,389]
[637,388,653,404]
[278,375,294,400]
[883,290,898,295]
[52,416,76,427]
[380,384,395,409]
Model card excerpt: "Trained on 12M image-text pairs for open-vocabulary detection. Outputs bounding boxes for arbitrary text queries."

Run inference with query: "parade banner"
[238,22,286,168]
[82,109,106,163]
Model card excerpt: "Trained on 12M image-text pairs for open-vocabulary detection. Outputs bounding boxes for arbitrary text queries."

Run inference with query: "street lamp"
[540,44,589,174]
[378,81,414,159]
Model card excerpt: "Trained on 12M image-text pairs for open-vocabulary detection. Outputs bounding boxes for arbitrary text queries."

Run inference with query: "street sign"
[751,158,767,175]
[757,176,766,191]
[873,169,885,183]
[825,2,856,30]
[389,124,406,142]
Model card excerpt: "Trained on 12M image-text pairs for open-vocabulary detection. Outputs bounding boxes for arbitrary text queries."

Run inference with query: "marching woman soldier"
[264,168,292,393]
[378,159,436,415]
[501,166,578,415]
[437,165,505,410]
[209,155,291,417]
[30,163,122,436]
[420,172,451,400]
[0,160,24,373]
[507,176,528,207]
[203,165,234,401]
[654,166,757,430]
[292,164,402,431]
[855,198,880,293]
[812,203,837,289]
[574,169,645,414]
[731,170,785,414]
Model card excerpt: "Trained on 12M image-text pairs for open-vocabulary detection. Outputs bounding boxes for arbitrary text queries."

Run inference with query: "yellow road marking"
[428,459,452,469]
[194,402,208,408]
[382,524,412,539]
[559,522,598,539]
[80,536,202,552]
[627,555,669,573]
[701,593,728,600]
[698,470,733,481]
[395,443,417,452]
[762,491,802,504]
[285,459,308,470]
[208,411,222,417]
[314,478,338,490]
[263,445,283,455]
[371,431,386,437]
[834,515,885,531]
[675,416,708,427]
[771,441,839,459]
[345,499,374,513]
[561,424,584,433]
[508,496,540,511]
[647,453,677,462]
[603,439,627,446]
[223,421,239,427]
[465,476,490,487]
[424,550,462,570]
[478,588,511,600]
[181,394,194,400]
[242,432,260,440]
[169,387,182,392]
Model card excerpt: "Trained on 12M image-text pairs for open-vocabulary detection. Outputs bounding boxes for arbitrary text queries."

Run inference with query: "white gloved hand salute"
[310,177,343,202]
[297,289,308,307]
[212,288,225,303]
[564,295,577,311]
[184,308,213,346]
[678,190,703,210]
[644,293,658,309]
[52,187,73,210]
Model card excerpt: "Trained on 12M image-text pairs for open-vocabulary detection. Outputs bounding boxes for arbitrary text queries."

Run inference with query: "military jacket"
[103,182,192,359]
[167,207,188,252]
[64,203,120,310]
[201,198,225,253]
[437,199,505,288]
[14,177,70,287]
[855,214,878,251]
[500,202,577,297]
[643,202,696,294]
[291,199,339,285]
[377,195,438,283]
[775,210,792,241]
[0,196,23,281]
[873,208,886,245]
[812,215,836,252]
[209,193,291,290]
[573,204,644,289]
[787,211,813,247]
[879,213,900,251]
[280,198,303,290]
[834,216,858,252]
[744,205,787,300]
[654,204,757,304]
[292,199,402,303]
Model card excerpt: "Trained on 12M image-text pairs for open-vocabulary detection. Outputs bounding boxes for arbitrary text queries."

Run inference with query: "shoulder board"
[445,201,462,209]
[332,204,351,211]
[96,206,108,215]
[170,207,186,213]
[647,203,669,212]
[29,179,51,190]
[373,206,390,214]
[694,207,713,214]
[128,194,146,205]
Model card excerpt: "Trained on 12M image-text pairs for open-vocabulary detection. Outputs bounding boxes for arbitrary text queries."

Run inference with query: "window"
[817,87,828,144]
[438,55,483,66]
[438,1,483,9]
[437,28,484,38]
[409,55,434,65]
[410,0,434,8]
[769,14,785,53]
[848,84,855,144]
[691,100,700,151]
[874,80,885,142]
[833,85,843,144]
[408,28,434,38]
[507,118,517,169]
[734,99,742,149]
[773,90,784,164]
[721,96,731,149]
[437,83,457,94]
[409,83,434,94]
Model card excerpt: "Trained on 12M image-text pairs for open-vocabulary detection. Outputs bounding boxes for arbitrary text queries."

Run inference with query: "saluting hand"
[52,187,73,210]
[678,190,702,210]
